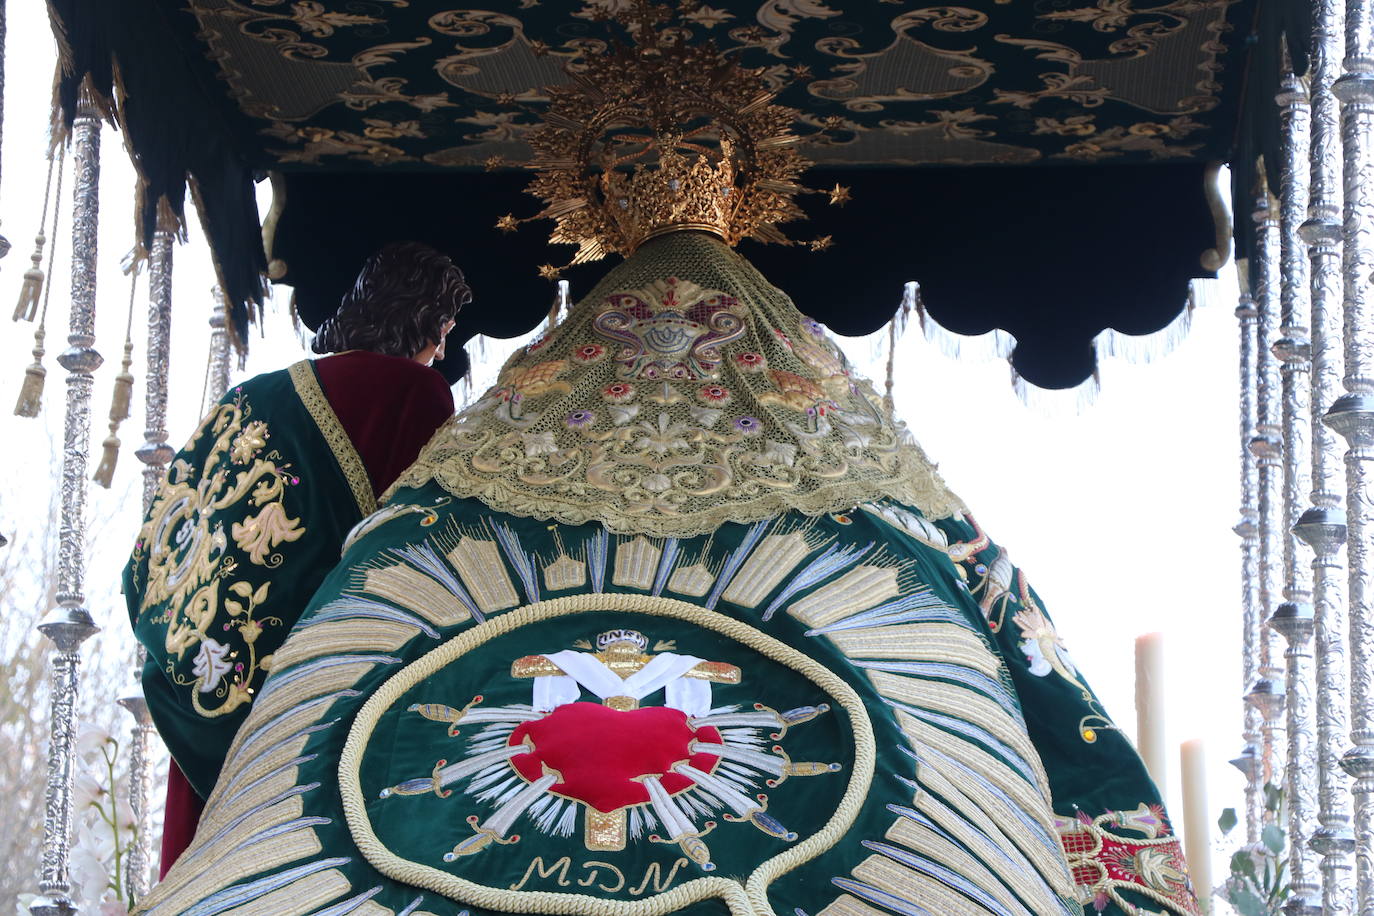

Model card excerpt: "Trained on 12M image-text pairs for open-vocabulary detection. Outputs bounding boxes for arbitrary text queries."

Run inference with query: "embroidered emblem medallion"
[341,597,874,913]
[593,277,747,380]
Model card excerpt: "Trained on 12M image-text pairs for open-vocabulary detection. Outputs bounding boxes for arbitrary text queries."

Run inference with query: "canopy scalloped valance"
[47,0,1298,389]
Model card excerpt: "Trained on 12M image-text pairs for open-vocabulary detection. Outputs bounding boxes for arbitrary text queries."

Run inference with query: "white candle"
[1180,738,1212,913]
[1135,632,1167,794]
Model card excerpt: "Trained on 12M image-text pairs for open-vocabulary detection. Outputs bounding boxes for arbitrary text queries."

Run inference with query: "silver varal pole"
[29,89,102,916]
[119,214,175,899]
[207,285,230,406]
[1298,0,1356,906]
[1249,190,1289,804]
[1273,69,1321,913]
[1328,0,1374,906]
[1234,262,1265,842]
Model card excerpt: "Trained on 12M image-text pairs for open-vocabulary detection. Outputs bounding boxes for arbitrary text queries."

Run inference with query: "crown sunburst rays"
[498,1,847,279]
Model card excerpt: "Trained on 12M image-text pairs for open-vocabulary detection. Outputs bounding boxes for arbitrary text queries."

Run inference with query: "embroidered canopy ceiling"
[49,0,1298,388]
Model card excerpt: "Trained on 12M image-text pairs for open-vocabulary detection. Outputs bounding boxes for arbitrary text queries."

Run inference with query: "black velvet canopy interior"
[49,0,1303,388]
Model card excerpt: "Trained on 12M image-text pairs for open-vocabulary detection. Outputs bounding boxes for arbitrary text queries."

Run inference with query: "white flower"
[75,720,112,759]
[632,413,691,456]
[69,826,111,908]
[689,405,722,429]
[609,404,640,425]
[192,638,233,693]
[72,768,106,810]
[115,795,136,831]
[757,439,797,467]
[642,473,672,493]
[521,430,559,458]
[1019,636,1054,678]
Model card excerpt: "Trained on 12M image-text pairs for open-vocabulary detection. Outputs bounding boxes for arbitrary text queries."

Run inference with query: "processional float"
[8,0,1372,913]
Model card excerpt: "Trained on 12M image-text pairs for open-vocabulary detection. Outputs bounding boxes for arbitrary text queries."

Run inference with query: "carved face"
[593,277,747,380]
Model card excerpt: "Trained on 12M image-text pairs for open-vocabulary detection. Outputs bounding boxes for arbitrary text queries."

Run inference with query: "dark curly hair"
[312,242,472,357]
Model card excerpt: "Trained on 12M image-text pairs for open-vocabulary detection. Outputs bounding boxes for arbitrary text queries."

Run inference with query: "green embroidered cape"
[125,360,376,799]
[136,237,1197,916]
[134,494,1198,916]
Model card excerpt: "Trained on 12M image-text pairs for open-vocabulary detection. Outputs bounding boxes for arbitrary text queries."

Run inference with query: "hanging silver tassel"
[14,146,63,417]
[12,230,43,321]
[92,337,133,488]
[13,325,44,416]
[14,148,59,321]
[94,258,140,489]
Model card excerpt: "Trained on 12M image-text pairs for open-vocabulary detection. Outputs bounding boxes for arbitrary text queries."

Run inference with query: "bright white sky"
[0,0,1248,897]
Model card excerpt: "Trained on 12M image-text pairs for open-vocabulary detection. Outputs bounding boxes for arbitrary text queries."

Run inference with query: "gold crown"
[498,2,845,277]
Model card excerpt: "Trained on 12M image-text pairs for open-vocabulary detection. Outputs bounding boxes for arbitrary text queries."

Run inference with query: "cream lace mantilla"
[389,233,963,536]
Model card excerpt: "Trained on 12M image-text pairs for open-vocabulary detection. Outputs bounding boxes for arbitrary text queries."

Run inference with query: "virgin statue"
[129,14,1199,916]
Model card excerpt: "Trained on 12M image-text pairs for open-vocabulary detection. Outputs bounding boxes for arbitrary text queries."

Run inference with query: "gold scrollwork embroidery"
[138,386,307,718]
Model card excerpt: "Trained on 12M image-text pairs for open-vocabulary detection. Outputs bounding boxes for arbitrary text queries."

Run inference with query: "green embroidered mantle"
[125,360,375,798]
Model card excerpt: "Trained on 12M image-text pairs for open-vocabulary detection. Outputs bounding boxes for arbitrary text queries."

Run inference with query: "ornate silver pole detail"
[207,285,231,406]
[1235,265,1266,843]
[29,89,103,916]
[1249,191,1289,806]
[136,217,174,511]
[1300,0,1357,907]
[1328,0,1374,906]
[120,212,175,901]
[1275,70,1320,913]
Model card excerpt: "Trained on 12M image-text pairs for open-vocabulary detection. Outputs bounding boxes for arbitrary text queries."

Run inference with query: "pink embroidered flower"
[772,328,793,350]
[565,408,596,428]
[733,351,767,373]
[572,343,606,364]
[602,381,636,403]
[732,415,762,436]
[698,384,732,405]
[526,334,551,354]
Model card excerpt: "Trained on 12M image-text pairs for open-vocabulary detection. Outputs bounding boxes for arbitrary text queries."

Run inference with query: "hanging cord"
[0,0,10,264]
[13,146,58,321]
[14,146,65,417]
[93,256,140,487]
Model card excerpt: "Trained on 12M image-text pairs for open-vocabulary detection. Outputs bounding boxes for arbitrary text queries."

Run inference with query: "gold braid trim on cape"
[387,232,963,535]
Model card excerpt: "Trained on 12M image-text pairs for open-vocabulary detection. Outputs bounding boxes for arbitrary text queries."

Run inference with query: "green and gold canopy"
[49,0,1301,388]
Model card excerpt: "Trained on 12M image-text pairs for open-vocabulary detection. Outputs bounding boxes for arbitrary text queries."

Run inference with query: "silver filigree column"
[1328,0,1374,898]
[207,285,230,406]
[1300,0,1357,907]
[119,215,175,900]
[1235,267,1266,842]
[29,90,103,916]
[1275,70,1321,913]
[1250,192,1289,803]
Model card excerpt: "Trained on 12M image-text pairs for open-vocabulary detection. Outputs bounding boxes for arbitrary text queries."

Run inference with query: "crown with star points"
[596,629,649,652]
[499,1,844,276]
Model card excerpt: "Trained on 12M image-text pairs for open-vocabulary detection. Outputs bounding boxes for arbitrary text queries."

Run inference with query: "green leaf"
[1218,807,1238,835]
[1262,823,1285,855]
[1230,886,1269,916]
[1231,849,1257,883]
[1264,782,1283,813]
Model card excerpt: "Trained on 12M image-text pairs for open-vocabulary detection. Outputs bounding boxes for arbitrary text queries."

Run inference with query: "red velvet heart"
[508,702,722,813]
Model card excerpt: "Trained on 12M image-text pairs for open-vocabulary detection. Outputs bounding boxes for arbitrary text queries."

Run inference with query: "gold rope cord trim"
[387,233,963,537]
[288,360,377,517]
[337,592,877,915]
